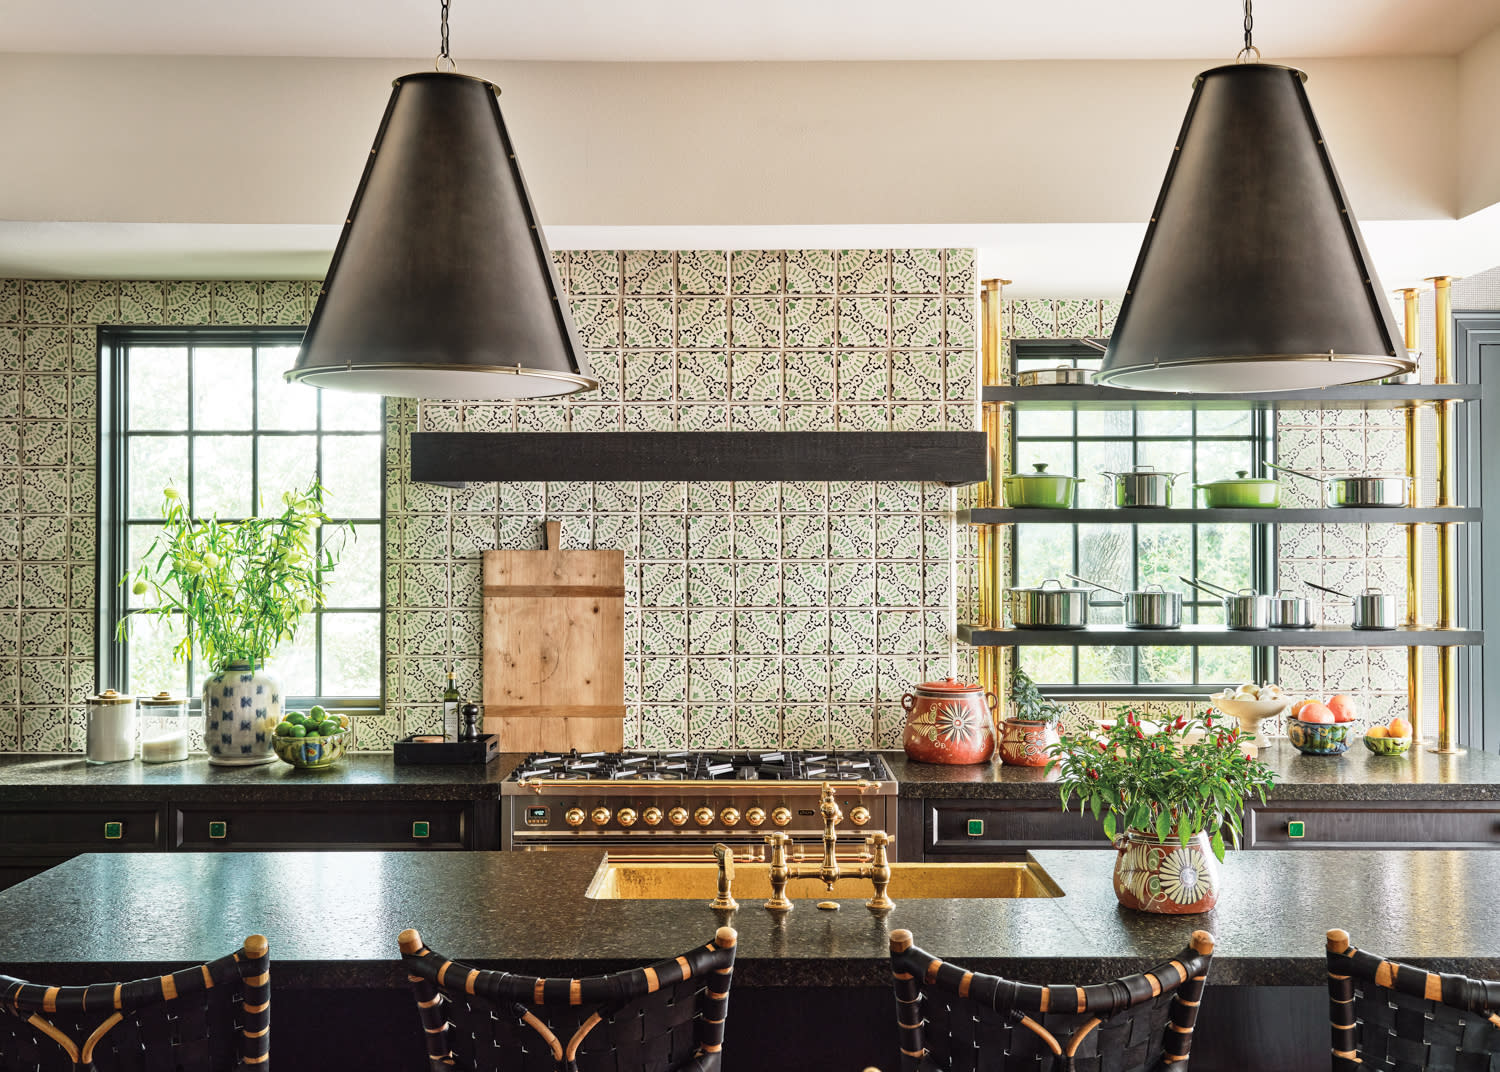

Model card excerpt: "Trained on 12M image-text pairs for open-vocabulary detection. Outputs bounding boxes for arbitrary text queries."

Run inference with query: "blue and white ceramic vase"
[203,661,282,767]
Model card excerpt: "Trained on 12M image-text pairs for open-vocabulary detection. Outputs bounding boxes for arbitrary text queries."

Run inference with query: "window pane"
[1014,524,1072,588]
[125,612,188,698]
[1137,409,1192,436]
[193,436,253,518]
[1195,438,1253,486]
[321,435,382,519]
[125,524,165,608]
[323,523,380,608]
[321,612,381,694]
[1077,523,1130,594]
[1198,524,1253,591]
[1198,407,1253,436]
[128,348,187,430]
[321,391,383,432]
[1012,439,1072,478]
[257,435,318,508]
[1076,441,1131,509]
[1135,440,1192,485]
[1021,646,1073,686]
[1082,408,1133,438]
[193,348,254,430]
[1014,409,1072,438]
[128,436,187,518]
[256,346,318,431]
[1079,644,1131,685]
[1140,645,1192,684]
[1200,645,1254,685]
[270,632,317,697]
[1136,525,1191,590]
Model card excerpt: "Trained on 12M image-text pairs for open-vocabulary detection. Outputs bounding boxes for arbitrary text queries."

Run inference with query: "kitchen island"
[1,847,1496,1071]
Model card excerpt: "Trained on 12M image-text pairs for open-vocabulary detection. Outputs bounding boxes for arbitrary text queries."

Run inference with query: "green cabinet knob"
[966,819,985,837]
[103,821,123,840]
[1287,820,1306,839]
[411,821,430,839]
[208,821,228,840]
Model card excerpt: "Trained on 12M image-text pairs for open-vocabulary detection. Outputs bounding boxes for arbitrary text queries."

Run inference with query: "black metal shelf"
[410,431,986,485]
[957,624,1484,648]
[960,507,1482,525]
[981,383,1480,410]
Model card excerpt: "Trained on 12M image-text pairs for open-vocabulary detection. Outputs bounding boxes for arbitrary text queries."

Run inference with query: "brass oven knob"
[694,806,715,827]
[850,806,871,827]
[617,808,638,827]
[720,807,741,827]
[643,807,664,826]
[745,807,767,827]
[668,807,689,827]
[590,807,612,827]
[771,806,793,827]
[564,807,585,828]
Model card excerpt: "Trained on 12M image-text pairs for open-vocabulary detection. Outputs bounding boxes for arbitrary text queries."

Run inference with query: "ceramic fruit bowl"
[1287,719,1350,756]
[1209,695,1291,750]
[1363,733,1412,756]
[272,730,348,770]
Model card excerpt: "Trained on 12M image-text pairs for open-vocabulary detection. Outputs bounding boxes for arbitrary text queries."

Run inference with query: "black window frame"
[1009,338,1275,697]
[96,326,385,713]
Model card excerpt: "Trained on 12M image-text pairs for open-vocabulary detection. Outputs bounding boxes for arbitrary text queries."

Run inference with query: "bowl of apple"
[1363,718,1414,756]
[1286,695,1357,755]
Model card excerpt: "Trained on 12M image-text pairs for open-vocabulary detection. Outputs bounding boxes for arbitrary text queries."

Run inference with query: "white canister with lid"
[139,691,189,763]
[86,689,137,764]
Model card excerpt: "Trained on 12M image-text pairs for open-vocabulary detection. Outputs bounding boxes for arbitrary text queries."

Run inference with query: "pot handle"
[985,692,997,711]
[901,693,916,712]
[1114,835,1129,854]
[1263,459,1323,483]
[1360,587,1386,597]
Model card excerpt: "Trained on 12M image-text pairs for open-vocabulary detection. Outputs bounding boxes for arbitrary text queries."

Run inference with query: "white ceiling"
[3,0,1499,60]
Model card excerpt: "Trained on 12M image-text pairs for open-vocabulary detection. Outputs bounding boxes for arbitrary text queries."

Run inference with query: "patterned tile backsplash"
[0,251,977,752]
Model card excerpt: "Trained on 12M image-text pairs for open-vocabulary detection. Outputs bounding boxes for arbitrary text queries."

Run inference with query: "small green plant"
[1045,705,1276,861]
[118,481,347,673]
[1009,665,1063,723]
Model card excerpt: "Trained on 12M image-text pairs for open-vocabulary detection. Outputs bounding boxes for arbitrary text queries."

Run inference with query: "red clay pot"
[1113,829,1221,914]
[901,678,996,765]
[998,717,1060,767]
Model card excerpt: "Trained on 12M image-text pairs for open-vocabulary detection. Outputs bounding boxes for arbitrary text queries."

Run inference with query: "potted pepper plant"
[998,665,1064,767]
[1046,706,1276,913]
[119,481,345,767]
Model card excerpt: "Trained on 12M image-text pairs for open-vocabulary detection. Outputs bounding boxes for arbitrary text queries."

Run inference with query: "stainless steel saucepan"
[1005,578,1091,629]
[1268,590,1316,629]
[1263,460,1411,508]
[1306,581,1397,630]
[1099,465,1185,509]
[1182,576,1271,630]
[1065,574,1182,630]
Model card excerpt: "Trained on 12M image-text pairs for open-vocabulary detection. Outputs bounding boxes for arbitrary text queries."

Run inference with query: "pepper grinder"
[459,703,482,741]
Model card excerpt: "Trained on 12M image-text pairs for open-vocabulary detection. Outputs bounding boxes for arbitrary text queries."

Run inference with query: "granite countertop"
[0,754,524,803]
[0,847,1495,990]
[887,741,1500,801]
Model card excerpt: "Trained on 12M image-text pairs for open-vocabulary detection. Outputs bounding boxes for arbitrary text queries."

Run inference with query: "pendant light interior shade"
[1097,64,1414,393]
[286,72,596,399]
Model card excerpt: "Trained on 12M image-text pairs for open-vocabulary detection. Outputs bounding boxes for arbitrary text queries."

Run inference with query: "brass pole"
[1396,288,1425,740]
[1427,276,1464,754]
[980,279,1009,387]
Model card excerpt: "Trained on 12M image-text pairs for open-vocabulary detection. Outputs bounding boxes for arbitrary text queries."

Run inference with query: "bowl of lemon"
[272,707,349,769]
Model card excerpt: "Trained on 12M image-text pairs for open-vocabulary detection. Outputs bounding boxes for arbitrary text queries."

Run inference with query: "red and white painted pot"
[998,718,1060,767]
[900,678,996,765]
[1113,828,1221,914]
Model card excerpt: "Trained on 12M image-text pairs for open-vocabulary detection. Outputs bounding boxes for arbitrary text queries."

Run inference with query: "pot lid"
[88,688,134,706]
[1009,462,1076,480]
[1202,470,1279,486]
[913,677,987,694]
[1007,578,1089,593]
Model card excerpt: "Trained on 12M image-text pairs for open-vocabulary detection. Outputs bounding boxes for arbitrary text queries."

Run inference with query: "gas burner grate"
[509,749,891,783]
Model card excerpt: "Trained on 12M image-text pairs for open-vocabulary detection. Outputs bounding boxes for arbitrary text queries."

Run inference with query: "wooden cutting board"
[482,520,626,752]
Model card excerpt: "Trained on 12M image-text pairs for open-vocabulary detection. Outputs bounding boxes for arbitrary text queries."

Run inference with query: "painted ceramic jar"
[204,661,282,767]
[901,678,996,765]
[998,717,1061,767]
[1113,828,1221,914]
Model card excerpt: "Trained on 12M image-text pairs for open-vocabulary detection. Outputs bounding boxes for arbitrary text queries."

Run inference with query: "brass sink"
[585,857,1063,901]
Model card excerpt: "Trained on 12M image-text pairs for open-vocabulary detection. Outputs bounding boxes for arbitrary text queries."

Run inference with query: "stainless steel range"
[500,750,898,857]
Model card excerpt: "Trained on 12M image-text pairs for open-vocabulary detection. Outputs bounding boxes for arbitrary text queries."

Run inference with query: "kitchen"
[2,2,1500,1070]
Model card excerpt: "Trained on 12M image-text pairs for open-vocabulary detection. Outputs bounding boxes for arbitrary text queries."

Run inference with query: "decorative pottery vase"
[901,678,996,765]
[998,717,1060,767]
[1113,828,1221,914]
[203,661,282,767]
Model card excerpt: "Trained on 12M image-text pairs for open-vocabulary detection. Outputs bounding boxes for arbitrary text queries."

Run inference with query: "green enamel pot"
[1193,470,1280,508]
[1003,463,1083,509]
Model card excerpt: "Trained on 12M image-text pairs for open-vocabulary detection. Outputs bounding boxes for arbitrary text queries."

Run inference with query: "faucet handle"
[866,830,893,848]
[709,842,738,911]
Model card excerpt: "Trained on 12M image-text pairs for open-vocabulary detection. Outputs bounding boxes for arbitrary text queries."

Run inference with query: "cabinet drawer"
[0,804,165,855]
[1246,801,1500,849]
[922,800,1113,859]
[172,802,473,850]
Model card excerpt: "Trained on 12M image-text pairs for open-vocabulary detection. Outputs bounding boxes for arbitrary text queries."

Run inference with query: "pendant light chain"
[1237,0,1260,62]
[435,0,456,72]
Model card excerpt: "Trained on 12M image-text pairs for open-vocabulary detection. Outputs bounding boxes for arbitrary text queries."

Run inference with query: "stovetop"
[507,750,892,784]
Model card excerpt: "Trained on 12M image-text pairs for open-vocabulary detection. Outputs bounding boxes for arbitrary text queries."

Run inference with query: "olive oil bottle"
[442,665,461,741]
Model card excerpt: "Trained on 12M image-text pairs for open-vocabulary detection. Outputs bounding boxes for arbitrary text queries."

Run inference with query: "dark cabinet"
[0,802,166,891]
[900,798,1112,861]
[1244,801,1500,849]
[172,801,480,851]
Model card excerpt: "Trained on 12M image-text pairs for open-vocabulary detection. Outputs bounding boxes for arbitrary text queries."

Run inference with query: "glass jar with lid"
[139,691,189,763]
[85,689,137,764]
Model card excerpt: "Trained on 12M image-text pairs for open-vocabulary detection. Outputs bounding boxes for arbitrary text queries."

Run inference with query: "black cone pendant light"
[286,3,595,399]
[1097,6,1414,392]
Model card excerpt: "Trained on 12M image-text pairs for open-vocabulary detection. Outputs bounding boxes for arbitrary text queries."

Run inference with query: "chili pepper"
[1086,769,1099,780]
[1172,716,1187,730]
[1125,711,1137,725]
[1204,712,1214,725]
[1097,742,1107,753]
[1134,727,1145,739]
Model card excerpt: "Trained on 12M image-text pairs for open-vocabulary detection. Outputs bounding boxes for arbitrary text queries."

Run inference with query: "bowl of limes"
[271,707,349,769]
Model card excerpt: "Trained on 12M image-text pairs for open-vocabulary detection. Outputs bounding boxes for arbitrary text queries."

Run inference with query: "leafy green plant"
[118,482,347,673]
[1045,705,1276,861]
[1008,665,1063,723]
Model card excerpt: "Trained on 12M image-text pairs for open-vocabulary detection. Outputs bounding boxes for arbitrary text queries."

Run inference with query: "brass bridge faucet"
[709,782,894,912]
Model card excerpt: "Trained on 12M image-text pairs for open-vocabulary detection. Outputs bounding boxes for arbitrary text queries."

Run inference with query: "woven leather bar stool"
[397,926,736,1072]
[1327,928,1500,1071]
[887,927,1214,1071]
[0,934,270,1071]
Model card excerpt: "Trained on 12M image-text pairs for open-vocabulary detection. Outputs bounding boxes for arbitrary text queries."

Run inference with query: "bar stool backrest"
[398,926,736,1072]
[1327,928,1500,1071]
[0,934,270,1072]
[887,928,1214,1072]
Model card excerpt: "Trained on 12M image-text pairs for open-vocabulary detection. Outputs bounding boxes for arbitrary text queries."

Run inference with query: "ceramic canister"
[901,678,996,765]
